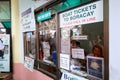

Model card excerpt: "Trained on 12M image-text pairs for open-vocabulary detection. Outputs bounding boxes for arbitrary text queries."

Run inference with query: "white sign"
[0,34,10,72]
[24,56,34,72]
[60,54,70,70]
[72,35,88,40]
[61,38,71,54]
[72,48,85,59]
[61,28,70,39]
[61,69,88,80]
[59,0,103,27]
[21,8,36,32]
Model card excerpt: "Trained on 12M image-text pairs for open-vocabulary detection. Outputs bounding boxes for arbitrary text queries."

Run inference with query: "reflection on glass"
[60,22,104,78]
[38,15,57,65]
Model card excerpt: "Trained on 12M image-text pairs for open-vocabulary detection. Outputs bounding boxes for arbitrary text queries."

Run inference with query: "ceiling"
[0,0,11,29]
[0,1,10,21]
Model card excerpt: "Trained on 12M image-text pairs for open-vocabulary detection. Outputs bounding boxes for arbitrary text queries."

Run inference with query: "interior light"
[1,29,6,32]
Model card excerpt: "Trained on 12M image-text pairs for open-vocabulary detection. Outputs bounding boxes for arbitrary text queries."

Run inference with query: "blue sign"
[37,10,51,22]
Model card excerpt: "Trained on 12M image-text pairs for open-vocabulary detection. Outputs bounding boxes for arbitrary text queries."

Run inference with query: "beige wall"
[11,0,53,80]
[11,0,22,63]
[11,0,120,80]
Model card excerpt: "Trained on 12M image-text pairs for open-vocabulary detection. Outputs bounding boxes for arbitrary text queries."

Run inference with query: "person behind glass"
[0,39,5,59]
[49,32,57,64]
[71,40,81,48]
[92,35,104,51]
[88,44,103,57]
[49,32,56,53]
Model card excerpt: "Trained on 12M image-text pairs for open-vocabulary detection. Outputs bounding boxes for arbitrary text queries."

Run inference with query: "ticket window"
[37,15,58,76]
[59,0,105,80]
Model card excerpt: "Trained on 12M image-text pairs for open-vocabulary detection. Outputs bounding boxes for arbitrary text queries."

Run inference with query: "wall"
[18,0,52,14]
[109,0,120,80]
[18,0,52,63]
[11,0,53,80]
[11,0,21,63]
[11,0,120,80]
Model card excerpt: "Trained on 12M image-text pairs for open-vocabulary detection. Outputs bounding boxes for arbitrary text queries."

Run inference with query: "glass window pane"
[38,15,57,75]
[24,31,36,59]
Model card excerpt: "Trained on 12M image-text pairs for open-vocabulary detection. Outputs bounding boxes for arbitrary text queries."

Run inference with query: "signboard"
[37,10,51,22]
[0,34,10,72]
[60,54,70,70]
[61,69,88,80]
[24,56,34,72]
[21,8,36,32]
[72,35,88,40]
[59,0,103,27]
[87,56,104,80]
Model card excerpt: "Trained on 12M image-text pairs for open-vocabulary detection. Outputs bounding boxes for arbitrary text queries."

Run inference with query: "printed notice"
[60,54,70,70]
[59,0,103,27]
[72,35,88,40]
[72,48,85,59]
[61,38,70,54]
[24,56,34,72]
[21,8,36,32]
[61,28,70,39]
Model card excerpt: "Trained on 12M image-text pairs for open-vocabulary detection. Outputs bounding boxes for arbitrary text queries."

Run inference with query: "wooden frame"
[35,11,59,80]
[104,0,109,79]
[23,31,36,59]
